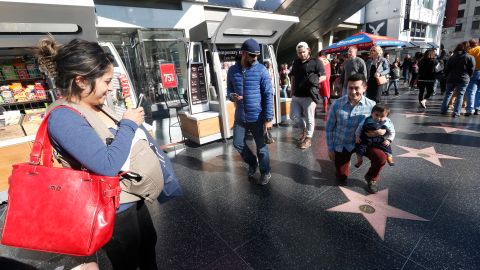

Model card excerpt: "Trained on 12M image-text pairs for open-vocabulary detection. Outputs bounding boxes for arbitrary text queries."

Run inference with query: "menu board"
[190,63,208,105]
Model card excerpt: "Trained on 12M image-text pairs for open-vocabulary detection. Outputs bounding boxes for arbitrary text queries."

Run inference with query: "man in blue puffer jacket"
[227,38,274,185]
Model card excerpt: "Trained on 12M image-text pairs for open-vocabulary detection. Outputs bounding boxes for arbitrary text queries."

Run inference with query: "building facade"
[363,0,446,49]
[441,0,480,51]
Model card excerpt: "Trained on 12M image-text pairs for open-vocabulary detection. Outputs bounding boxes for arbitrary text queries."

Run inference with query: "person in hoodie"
[440,42,476,117]
[227,38,273,185]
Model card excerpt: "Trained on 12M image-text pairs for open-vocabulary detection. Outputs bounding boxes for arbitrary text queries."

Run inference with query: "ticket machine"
[180,9,298,145]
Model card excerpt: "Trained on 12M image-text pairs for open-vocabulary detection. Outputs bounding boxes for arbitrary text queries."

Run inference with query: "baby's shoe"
[354,157,363,168]
[387,156,395,166]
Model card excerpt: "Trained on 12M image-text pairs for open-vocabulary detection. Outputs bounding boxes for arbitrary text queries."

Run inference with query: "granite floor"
[1,84,480,269]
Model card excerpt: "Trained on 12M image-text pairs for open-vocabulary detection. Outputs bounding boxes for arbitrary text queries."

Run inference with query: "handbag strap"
[30,106,83,167]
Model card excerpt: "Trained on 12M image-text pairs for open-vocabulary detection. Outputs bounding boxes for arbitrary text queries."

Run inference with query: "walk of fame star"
[431,124,480,134]
[327,187,428,240]
[402,112,430,118]
[396,145,463,167]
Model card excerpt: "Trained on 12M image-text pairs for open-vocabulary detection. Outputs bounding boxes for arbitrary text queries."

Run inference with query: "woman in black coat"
[417,50,438,108]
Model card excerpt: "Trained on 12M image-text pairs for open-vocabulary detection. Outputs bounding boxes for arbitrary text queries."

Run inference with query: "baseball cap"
[241,38,261,55]
[296,41,309,51]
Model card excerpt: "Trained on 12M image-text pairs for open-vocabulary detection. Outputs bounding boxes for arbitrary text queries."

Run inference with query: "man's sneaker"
[367,180,378,194]
[248,163,258,178]
[297,129,307,143]
[258,173,271,185]
[465,112,472,116]
[298,137,312,149]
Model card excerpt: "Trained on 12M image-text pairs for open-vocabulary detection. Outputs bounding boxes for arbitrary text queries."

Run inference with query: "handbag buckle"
[103,186,122,208]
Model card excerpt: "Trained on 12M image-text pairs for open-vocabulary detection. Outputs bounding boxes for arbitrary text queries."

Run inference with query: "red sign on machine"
[159,63,178,88]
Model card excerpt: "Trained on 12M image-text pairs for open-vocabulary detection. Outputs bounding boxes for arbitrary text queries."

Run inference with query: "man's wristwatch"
[265,118,272,122]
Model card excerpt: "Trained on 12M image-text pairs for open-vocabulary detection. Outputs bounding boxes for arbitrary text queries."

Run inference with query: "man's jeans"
[233,121,270,174]
[441,82,469,116]
[290,96,317,138]
[466,70,480,112]
[403,69,410,83]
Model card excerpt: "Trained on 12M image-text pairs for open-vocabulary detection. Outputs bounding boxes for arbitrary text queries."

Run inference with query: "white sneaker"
[420,99,427,109]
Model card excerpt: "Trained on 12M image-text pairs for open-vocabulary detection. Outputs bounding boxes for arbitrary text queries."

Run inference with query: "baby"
[355,104,395,168]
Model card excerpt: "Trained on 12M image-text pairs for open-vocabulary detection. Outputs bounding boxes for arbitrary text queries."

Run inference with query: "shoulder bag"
[1,107,121,256]
[375,60,388,85]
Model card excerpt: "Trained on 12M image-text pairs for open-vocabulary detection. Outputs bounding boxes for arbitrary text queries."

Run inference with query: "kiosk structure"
[180,9,298,145]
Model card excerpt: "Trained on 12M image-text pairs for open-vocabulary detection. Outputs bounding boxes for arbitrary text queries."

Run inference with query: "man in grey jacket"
[341,46,367,96]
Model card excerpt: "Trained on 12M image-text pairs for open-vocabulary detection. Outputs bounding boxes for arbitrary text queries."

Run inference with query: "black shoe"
[367,180,378,194]
[452,114,460,118]
[395,92,399,96]
[336,177,347,186]
[258,173,271,185]
[248,163,258,178]
[465,112,472,116]
[475,109,479,115]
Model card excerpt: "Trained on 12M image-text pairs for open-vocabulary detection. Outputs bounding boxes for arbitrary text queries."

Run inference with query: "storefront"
[0,0,99,191]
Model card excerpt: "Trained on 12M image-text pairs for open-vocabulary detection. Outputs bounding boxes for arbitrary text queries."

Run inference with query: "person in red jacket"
[318,51,331,112]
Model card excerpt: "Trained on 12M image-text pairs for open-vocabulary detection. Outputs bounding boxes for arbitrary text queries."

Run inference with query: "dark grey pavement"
[1,85,480,269]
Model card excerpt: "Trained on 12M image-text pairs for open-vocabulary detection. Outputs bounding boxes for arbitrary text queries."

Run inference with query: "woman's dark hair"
[371,104,390,116]
[420,49,436,65]
[37,37,114,101]
[453,42,466,53]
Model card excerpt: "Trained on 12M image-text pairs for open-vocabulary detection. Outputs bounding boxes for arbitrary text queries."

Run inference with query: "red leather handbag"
[1,107,121,256]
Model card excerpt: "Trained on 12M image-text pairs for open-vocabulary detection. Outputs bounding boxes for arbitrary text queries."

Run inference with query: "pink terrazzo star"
[327,187,428,240]
[396,145,463,167]
[431,124,480,134]
[402,112,430,118]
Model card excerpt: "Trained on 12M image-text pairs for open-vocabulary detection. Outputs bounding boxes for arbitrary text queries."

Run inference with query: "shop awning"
[211,9,299,45]
[0,0,97,47]
[407,41,439,49]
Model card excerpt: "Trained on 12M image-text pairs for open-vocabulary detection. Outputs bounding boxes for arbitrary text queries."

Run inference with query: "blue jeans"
[403,69,410,83]
[441,82,469,116]
[466,70,480,112]
[280,85,289,98]
[386,80,399,94]
[233,121,270,174]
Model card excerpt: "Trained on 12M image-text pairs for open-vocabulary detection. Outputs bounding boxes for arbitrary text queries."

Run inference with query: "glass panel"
[138,29,185,41]
[0,22,79,34]
[217,45,240,101]
[192,44,202,63]
[131,30,188,105]
[455,23,462,32]
[472,21,480,30]
[223,28,276,37]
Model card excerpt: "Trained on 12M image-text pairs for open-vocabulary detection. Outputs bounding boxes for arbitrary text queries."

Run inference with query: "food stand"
[0,0,140,193]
